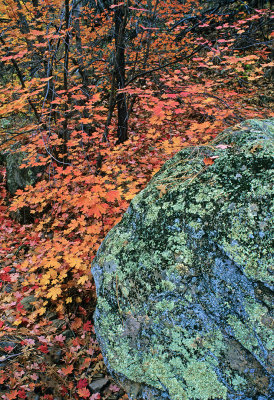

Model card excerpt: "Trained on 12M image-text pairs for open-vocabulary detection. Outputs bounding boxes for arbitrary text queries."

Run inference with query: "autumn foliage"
[0,0,273,398]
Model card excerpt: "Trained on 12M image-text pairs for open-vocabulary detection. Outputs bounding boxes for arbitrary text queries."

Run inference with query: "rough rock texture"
[6,144,45,195]
[0,151,7,166]
[91,119,274,400]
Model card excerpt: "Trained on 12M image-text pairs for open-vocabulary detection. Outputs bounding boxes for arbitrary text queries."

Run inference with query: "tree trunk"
[61,0,70,163]
[114,1,128,144]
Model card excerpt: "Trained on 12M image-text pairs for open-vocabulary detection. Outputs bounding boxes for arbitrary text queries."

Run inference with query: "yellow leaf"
[59,270,68,280]
[49,269,57,279]
[171,136,182,148]
[47,260,61,268]
[46,286,62,300]
[65,256,82,269]
[38,307,46,315]
[77,275,89,285]
[40,274,51,286]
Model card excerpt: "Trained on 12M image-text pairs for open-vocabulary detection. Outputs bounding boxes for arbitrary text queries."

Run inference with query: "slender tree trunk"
[62,0,70,163]
[114,1,128,144]
[72,0,95,139]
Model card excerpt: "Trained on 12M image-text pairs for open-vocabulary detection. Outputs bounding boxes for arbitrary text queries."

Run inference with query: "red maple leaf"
[38,344,49,354]
[4,346,14,352]
[18,389,27,399]
[77,378,88,389]
[83,321,93,332]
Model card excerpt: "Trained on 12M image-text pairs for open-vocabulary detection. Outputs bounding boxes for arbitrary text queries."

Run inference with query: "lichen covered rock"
[6,144,45,195]
[91,119,274,400]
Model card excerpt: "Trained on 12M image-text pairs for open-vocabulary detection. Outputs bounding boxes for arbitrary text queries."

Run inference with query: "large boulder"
[91,119,274,400]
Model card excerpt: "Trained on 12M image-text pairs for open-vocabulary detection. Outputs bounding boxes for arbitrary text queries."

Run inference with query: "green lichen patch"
[183,361,227,400]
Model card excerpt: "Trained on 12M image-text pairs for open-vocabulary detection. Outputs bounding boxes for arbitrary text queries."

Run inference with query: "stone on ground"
[6,143,45,195]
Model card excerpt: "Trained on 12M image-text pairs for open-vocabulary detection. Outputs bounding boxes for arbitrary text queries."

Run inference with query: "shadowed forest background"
[0,0,273,399]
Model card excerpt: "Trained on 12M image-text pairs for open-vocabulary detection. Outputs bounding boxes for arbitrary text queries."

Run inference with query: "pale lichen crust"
[92,119,274,400]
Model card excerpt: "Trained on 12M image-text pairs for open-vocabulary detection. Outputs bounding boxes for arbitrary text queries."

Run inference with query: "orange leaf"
[80,357,92,370]
[105,190,120,202]
[203,157,214,165]
[62,364,74,376]
[71,317,82,330]
[6,391,18,400]
[77,387,90,398]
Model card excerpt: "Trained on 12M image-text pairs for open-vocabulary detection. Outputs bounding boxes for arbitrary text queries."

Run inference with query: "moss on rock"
[91,119,274,400]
